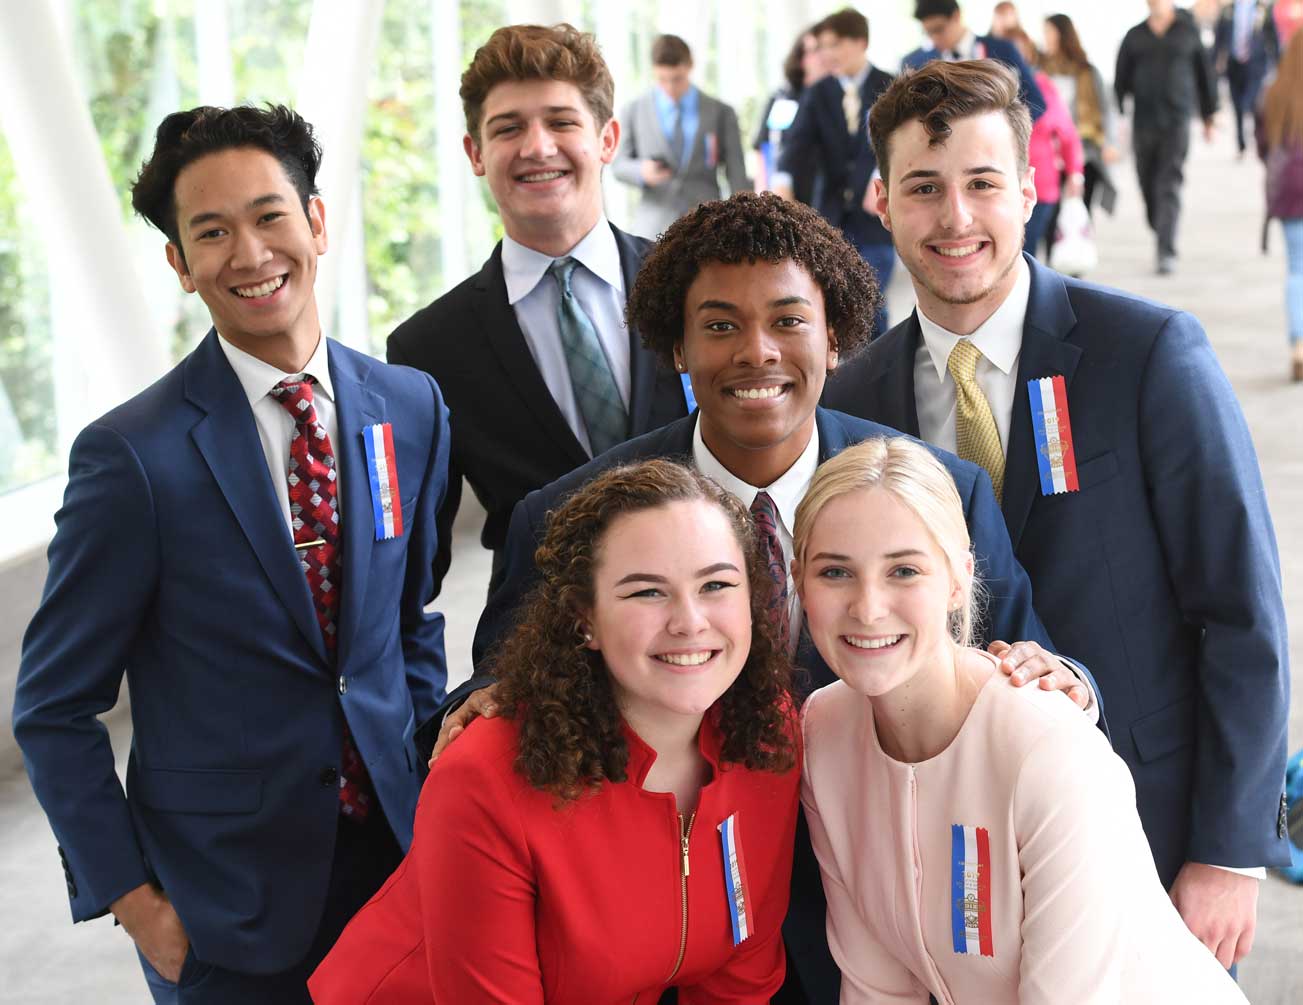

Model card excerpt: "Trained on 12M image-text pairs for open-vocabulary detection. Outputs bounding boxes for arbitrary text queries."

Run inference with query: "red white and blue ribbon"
[1028,375,1079,496]
[361,423,403,540]
[705,131,718,168]
[719,813,753,946]
[950,824,994,956]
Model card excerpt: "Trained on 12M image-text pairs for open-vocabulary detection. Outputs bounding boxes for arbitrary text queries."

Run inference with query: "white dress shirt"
[692,418,820,640]
[502,218,632,456]
[914,257,1030,457]
[217,332,341,535]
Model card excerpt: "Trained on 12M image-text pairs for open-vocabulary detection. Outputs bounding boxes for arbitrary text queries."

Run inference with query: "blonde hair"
[793,437,982,646]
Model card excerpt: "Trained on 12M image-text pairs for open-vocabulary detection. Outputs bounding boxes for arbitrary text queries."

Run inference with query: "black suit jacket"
[387,224,689,595]
[778,67,896,248]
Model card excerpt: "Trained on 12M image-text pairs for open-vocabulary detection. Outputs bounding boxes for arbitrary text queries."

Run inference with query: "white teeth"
[234,275,285,298]
[732,386,785,400]
[521,170,565,182]
[935,243,981,258]
[844,634,903,650]
[658,651,713,666]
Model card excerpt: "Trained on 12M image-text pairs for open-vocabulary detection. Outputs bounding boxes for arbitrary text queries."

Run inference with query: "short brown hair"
[651,33,693,67]
[817,8,869,42]
[461,23,614,141]
[869,59,1031,185]
[628,191,882,369]
[492,459,797,802]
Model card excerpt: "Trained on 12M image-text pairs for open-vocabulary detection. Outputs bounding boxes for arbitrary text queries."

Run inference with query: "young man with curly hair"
[434,190,1102,1005]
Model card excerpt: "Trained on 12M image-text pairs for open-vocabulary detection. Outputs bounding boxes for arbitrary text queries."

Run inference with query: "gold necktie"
[842,81,862,136]
[947,338,1005,502]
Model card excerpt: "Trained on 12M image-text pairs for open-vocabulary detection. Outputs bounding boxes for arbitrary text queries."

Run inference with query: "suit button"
[319,767,339,787]
[338,675,347,695]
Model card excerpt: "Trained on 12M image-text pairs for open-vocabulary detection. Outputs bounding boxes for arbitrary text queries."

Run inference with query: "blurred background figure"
[1257,29,1303,380]
[1041,12,1120,233]
[1274,0,1303,44]
[989,0,1023,38]
[1115,0,1219,275]
[1214,0,1280,157]
[755,27,827,201]
[1005,26,1085,260]
[612,34,749,239]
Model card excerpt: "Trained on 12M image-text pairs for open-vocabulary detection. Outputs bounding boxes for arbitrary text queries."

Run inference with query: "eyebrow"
[808,549,927,561]
[898,166,1005,184]
[695,295,813,312]
[484,105,582,127]
[613,561,740,586]
[187,193,287,229]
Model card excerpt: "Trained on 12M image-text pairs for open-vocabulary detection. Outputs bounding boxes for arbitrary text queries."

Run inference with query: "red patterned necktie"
[269,376,372,823]
[750,491,791,649]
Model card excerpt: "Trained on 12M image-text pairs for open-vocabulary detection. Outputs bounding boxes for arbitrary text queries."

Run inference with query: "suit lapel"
[478,247,589,468]
[330,345,385,672]
[185,331,329,667]
[868,316,924,436]
[618,226,661,436]
[1002,260,1083,548]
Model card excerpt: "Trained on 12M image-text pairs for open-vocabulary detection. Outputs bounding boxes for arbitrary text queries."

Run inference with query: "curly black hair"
[627,191,882,371]
[131,104,321,253]
[491,459,797,802]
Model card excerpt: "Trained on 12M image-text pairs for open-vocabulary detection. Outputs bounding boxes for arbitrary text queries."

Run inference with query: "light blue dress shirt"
[653,85,699,164]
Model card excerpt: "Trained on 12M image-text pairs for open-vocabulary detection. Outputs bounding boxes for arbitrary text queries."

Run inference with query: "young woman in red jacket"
[309,459,800,1004]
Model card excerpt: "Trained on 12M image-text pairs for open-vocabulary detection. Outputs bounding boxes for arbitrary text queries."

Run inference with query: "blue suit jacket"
[901,36,1047,120]
[453,406,1083,1005]
[777,67,896,248]
[824,256,1292,887]
[12,331,451,975]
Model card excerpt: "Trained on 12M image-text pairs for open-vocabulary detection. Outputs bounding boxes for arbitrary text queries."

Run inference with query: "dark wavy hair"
[628,191,881,371]
[131,104,321,254]
[491,459,797,802]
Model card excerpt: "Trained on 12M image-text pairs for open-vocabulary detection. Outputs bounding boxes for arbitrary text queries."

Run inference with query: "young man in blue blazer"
[828,58,1291,972]
[13,106,451,1003]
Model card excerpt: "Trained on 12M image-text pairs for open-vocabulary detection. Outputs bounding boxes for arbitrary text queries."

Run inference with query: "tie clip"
[294,538,326,551]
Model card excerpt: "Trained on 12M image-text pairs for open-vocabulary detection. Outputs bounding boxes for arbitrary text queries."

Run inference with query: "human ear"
[165,242,196,294]
[464,133,486,177]
[307,195,328,254]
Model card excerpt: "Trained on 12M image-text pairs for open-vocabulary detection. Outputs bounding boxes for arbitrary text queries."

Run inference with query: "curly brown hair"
[491,459,797,802]
[627,191,882,372]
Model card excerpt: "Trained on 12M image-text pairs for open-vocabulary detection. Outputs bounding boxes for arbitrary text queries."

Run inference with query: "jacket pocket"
[1073,450,1119,491]
[1129,695,1195,764]
[136,768,263,814]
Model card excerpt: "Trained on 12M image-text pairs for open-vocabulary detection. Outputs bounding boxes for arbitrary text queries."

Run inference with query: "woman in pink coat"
[793,437,1246,1004]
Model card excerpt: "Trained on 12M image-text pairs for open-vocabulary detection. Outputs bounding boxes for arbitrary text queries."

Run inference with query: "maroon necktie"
[750,491,791,649]
[270,376,372,823]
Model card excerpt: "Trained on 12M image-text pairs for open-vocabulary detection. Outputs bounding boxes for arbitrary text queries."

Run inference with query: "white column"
[295,0,386,330]
[334,177,372,354]
[506,0,568,23]
[0,0,169,437]
[595,1,635,232]
[433,0,469,287]
[194,0,235,106]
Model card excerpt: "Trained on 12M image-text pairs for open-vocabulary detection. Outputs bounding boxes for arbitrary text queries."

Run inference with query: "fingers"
[1232,922,1256,966]
[428,686,503,766]
[428,723,463,766]
[988,639,1012,661]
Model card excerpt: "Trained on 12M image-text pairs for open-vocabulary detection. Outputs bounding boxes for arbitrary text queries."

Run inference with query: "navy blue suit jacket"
[901,37,1047,120]
[824,256,1292,886]
[777,67,896,248]
[13,331,451,975]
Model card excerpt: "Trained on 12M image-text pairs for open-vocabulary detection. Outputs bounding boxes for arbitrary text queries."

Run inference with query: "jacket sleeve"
[399,373,452,724]
[612,100,646,187]
[11,423,157,921]
[776,88,822,179]
[1193,27,1220,120]
[719,102,750,195]
[1114,34,1134,111]
[1136,312,1290,869]
[1013,724,1137,1003]
[418,744,546,1003]
[800,696,929,1004]
[471,492,546,669]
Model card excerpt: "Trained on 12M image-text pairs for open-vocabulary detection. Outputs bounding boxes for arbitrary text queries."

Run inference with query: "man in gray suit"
[613,34,750,239]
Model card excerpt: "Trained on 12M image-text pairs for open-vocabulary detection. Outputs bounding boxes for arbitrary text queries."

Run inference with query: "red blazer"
[309,708,800,1004]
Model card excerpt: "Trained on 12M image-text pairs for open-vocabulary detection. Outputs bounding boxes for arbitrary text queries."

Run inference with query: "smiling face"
[585,500,753,729]
[464,78,618,255]
[873,111,1035,335]
[166,146,326,364]
[675,259,838,487]
[797,487,968,699]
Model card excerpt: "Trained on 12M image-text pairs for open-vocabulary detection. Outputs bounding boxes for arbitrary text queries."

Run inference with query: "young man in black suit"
[388,24,689,596]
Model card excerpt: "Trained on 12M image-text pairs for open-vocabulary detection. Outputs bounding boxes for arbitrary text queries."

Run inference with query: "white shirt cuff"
[1204,864,1267,880]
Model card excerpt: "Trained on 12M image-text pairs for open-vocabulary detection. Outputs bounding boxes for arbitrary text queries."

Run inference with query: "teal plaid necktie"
[549,257,628,457]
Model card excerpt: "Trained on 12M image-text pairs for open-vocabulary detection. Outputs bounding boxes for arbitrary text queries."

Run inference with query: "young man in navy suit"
[827,58,1291,970]
[430,191,1101,1005]
[13,106,450,1003]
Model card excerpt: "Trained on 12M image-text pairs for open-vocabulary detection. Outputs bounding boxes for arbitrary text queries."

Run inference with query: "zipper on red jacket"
[633,809,696,1004]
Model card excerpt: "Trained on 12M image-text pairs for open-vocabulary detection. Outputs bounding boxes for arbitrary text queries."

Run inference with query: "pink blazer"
[1029,73,1084,205]
[800,655,1246,1004]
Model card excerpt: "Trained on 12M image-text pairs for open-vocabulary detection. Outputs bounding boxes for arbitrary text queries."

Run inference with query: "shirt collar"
[217,332,335,406]
[653,84,699,115]
[691,418,821,533]
[840,63,871,90]
[501,217,624,305]
[917,256,1029,382]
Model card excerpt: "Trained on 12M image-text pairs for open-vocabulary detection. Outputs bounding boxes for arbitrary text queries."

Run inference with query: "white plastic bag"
[1051,196,1097,275]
